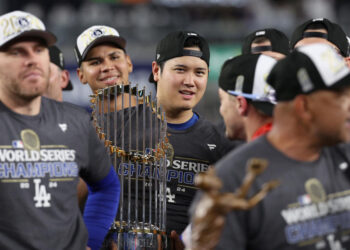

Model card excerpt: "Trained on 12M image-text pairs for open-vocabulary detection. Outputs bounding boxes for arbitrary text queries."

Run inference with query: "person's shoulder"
[194,115,223,134]
[216,136,270,171]
[196,116,244,146]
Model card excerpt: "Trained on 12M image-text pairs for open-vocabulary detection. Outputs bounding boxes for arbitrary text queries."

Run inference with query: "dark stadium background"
[2,0,349,122]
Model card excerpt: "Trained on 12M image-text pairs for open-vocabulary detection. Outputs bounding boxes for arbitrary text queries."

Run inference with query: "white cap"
[0,10,56,48]
[228,54,277,104]
[74,25,126,65]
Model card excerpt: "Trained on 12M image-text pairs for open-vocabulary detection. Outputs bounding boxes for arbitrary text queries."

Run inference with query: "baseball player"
[182,53,278,249]
[43,45,73,101]
[75,25,137,112]
[195,43,350,249]
[74,24,137,212]
[290,18,350,68]
[218,53,277,142]
[149,30,239,247]
[75,25,164,249]
[0,11,120,250]
[216,28,289,141]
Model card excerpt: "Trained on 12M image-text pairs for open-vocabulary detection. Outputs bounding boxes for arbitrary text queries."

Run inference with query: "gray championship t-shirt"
[0,97,111,250]
[213,135,350,250]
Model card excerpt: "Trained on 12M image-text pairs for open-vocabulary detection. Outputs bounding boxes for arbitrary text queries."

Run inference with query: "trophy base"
[102,223,167,250]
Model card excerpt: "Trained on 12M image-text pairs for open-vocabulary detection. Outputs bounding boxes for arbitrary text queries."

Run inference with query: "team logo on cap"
[235,75,244,92]
[18,17,30,27]
[92,28,104,38]
[59,52,64,68]
[312,18,324,22]
[255,31,266,36]
[297,68,314,92]
[187,32,198,36]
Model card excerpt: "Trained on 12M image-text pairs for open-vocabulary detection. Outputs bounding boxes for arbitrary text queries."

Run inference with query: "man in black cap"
[43,45,73,102]
[216,28,289,141]
[291,18,350,68]
[192,43,350,249]
[242,28,290,60]
[218,53,277,142]
[149,30,238,247]
[0,10,119,250]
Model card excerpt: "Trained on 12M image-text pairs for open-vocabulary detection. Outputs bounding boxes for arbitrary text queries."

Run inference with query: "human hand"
[170,230,185,250]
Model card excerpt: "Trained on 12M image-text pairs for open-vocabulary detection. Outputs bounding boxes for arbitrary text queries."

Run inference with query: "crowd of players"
[1,8,350,250]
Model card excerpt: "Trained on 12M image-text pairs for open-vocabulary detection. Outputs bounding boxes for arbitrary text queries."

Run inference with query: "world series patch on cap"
[267,43,350,101]
[219,53,277,116]
[0,10,56,48]
[75,25,126,65]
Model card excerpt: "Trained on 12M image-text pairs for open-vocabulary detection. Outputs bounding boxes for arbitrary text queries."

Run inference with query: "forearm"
[83,167,120,250]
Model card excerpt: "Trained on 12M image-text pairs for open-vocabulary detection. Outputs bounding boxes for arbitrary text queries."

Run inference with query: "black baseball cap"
[219,53,277,116]
[75,25,126,66]
[290,18,349,57]
[241,28,290,56]
[267,43,350,102]
[149,31,210,83]
[49,45,73,91]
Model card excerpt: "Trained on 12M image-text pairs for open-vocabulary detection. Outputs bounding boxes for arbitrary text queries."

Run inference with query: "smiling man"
[149,31,238,248]
[75,25,137,110]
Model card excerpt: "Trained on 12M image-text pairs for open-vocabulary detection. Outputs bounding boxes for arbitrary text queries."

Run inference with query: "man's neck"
[245,115,273,142]
[266,125,322,162]
[0,93,42,116]
[165,109,194,124]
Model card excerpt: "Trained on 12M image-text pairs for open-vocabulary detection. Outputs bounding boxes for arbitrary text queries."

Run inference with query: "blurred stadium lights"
[90,0,246,6]
[152,0,246,7]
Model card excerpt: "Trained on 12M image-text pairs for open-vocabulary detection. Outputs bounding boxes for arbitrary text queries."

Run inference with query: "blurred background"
[1,0,350,122]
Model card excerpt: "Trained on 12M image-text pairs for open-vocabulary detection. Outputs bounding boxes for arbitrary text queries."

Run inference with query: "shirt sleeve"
[81,119,112,183]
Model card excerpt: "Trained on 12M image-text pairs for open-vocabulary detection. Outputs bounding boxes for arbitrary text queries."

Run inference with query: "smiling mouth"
[179,90,194,95]
[100,76,120,85]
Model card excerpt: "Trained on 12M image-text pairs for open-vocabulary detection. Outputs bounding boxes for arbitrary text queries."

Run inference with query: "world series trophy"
[90,84,168,250]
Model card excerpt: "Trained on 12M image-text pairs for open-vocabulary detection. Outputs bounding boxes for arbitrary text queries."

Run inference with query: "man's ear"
[126,54,133,74]
[152,61,161,82]
[237,96,249,116]
[60,70,70,89]
[77,67,87,85]
[293,95,312,122]
[345,57,350,69]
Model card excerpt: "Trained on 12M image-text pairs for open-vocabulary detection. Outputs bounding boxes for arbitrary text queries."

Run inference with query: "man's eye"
[89,61,100,66]
[175,68,185,72]
[111,55,120,60]
[36,47,44,53]
[9,50,20,56]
